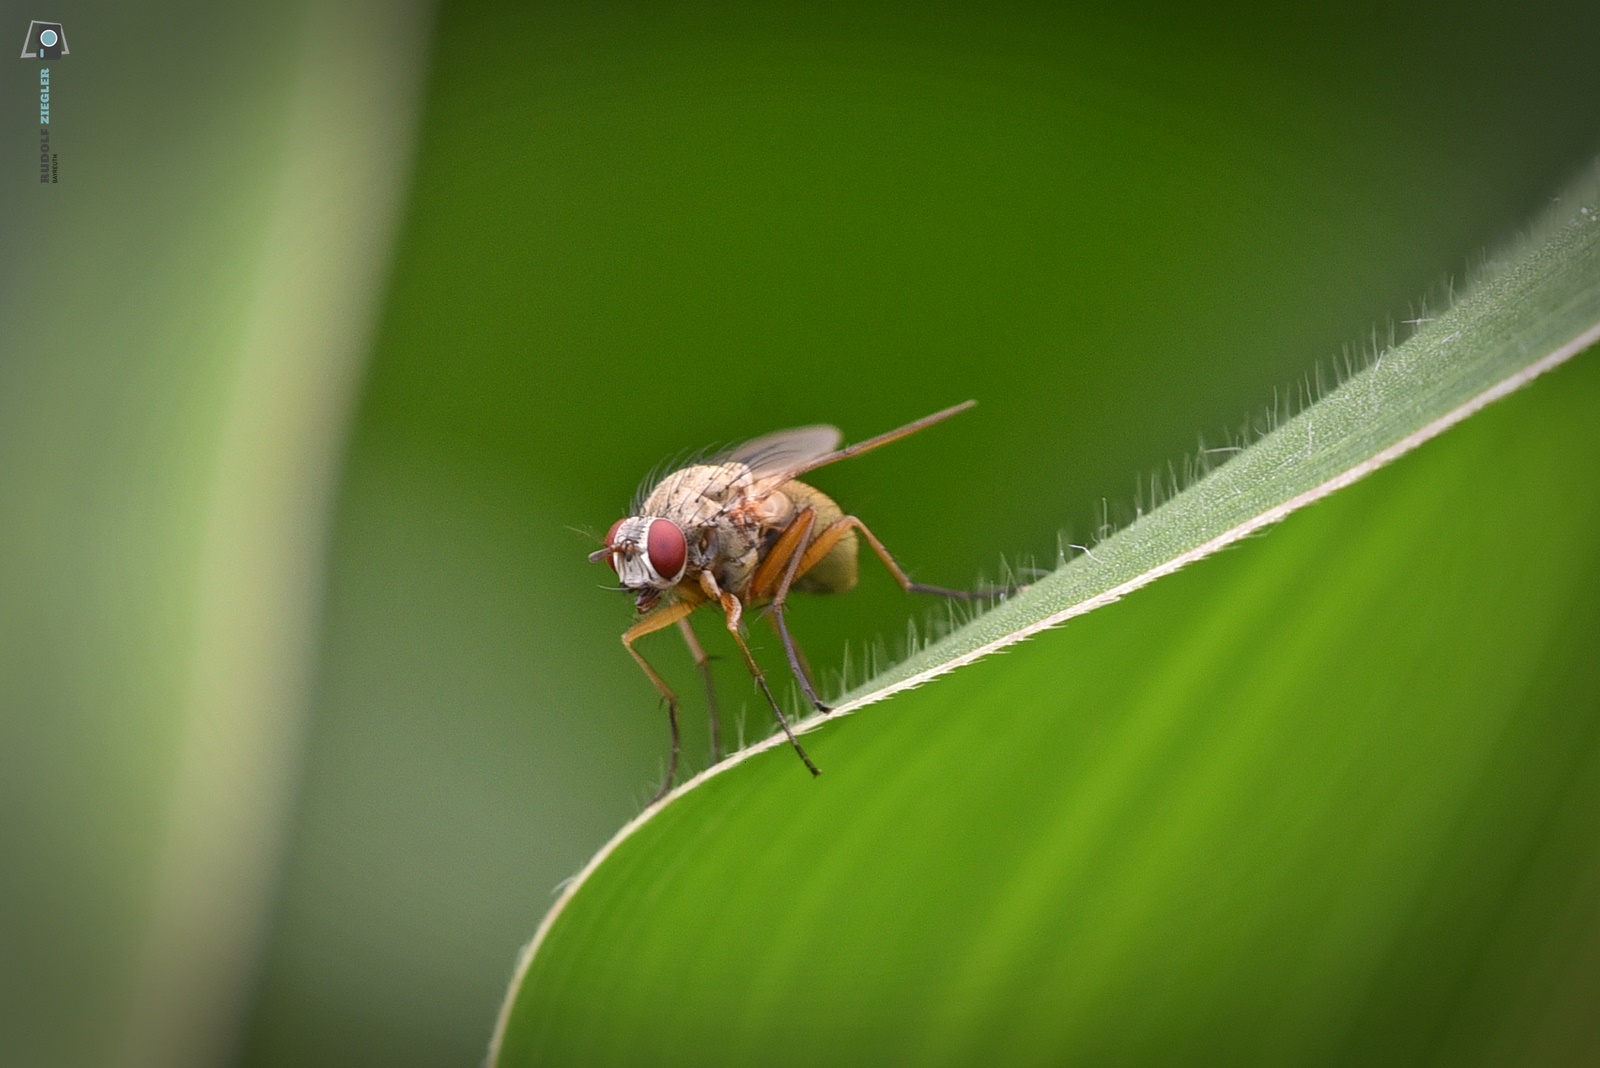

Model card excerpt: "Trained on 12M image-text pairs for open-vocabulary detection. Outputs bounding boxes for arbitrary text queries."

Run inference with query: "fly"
[591,400,988,801]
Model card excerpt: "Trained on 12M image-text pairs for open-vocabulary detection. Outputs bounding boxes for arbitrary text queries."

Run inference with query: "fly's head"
[590,515,690,612]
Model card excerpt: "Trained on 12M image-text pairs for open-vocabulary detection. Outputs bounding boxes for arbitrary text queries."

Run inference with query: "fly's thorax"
[699,505,767,594]
[709,485,799,594]
[640,462,756,521]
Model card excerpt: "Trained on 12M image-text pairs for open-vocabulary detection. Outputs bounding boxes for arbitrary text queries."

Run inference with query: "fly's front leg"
[748,507,830,713]
[622,600,697,802]
[697,571,821,778]
[676,615,722,761]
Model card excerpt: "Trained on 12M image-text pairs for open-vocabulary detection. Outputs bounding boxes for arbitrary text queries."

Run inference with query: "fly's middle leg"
[758,507,832,713]
[698,571,821,778]
[676,615,721,761]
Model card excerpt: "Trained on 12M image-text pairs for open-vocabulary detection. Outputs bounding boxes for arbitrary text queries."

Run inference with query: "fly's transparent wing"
[630,425,843,512]
[721,425,842,479]
[630,404,971,512]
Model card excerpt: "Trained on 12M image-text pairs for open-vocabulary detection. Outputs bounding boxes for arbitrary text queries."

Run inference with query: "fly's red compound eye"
[645,519,687,582]
[602,518,625,573]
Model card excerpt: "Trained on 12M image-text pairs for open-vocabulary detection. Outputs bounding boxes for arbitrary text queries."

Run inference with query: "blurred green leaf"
[0,5,430,1067]
[491,172,1600,1065]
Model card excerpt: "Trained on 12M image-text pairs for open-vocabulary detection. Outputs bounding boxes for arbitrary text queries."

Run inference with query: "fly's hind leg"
[748,506,991,715]
[788,514,994,601]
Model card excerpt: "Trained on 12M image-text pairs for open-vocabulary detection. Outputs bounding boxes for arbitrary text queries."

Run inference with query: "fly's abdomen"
[785,481,857,594]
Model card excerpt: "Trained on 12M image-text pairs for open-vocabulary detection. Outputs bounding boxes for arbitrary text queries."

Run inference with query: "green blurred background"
[2,1,1597,1066]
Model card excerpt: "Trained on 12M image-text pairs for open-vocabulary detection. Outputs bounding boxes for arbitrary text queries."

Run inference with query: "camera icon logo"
[20,21,68,59]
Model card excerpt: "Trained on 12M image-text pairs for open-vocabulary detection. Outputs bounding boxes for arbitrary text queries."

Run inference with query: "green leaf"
[0,5,431,1066]
[491,166,1600,1065]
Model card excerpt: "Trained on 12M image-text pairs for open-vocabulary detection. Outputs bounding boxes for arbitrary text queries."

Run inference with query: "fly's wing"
[632,403,970,512]
[721,425,842,480]
[630,425,842,512]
